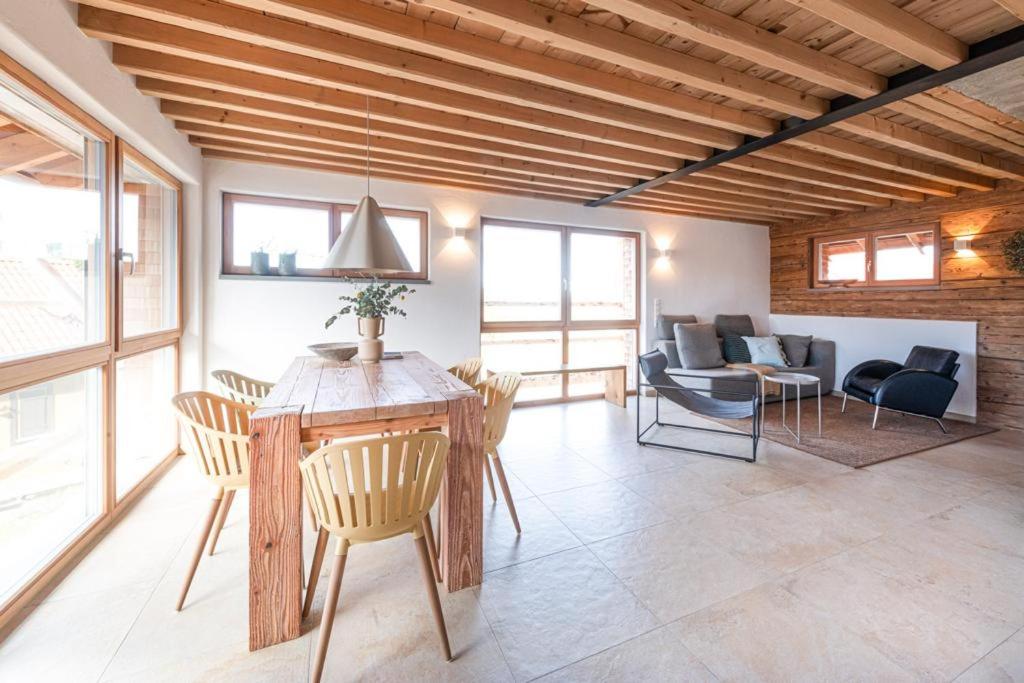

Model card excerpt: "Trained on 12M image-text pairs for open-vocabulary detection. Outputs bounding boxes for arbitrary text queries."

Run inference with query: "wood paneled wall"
[770,182,1024,430]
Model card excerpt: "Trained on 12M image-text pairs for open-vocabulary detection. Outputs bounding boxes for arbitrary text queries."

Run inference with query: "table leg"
[440,393,484,592]
[796,386,802,443]
[817,381,822,437]
[604,368,627,408]
[248,407,304,651]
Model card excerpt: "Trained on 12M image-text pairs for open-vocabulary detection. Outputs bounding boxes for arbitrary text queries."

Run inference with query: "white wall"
[0,0,205,389]
[770,314,978,417]
[204,159,770,383]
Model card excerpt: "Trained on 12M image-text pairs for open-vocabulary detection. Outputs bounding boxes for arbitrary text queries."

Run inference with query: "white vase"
[357,317,384,362]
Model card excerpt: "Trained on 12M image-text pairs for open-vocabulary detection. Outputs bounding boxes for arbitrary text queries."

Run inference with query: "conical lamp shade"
[322,195,412,273]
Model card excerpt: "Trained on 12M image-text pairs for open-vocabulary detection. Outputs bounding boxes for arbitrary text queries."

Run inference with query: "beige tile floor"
[1,398,1022,682]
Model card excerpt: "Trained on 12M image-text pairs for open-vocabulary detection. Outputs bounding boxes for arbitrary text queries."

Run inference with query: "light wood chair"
[302,433,453,683]
[447,357,482,385]
[171,391,253,610]
[210,369,274,406]
[475,372,523,534]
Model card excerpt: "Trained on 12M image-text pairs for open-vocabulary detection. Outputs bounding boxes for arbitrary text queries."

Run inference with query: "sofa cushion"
[655,314,697,341]
[714,314,755,338]
[675,323,725,369]
[742,335,789,367]
[721,334,752,363]
[778,334,813,368]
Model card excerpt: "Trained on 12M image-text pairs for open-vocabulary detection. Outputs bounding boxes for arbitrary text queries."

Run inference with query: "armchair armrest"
[875,369,959,419]
[847,359,904,380]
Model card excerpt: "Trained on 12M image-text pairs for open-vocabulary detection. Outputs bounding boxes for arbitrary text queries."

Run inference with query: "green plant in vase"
[325,278,415,362]
[1004,229,1024,275]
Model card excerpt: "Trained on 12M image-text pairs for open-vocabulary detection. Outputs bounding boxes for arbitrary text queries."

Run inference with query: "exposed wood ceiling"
[72,0,1024,225]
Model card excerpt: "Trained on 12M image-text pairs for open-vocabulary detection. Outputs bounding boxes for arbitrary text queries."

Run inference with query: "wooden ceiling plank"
[753,144,958,197]
[77,7,704,162]
[583,0,886,97]
[668,176,855,212]
[123,57,663,176]
[782,0,967,69]
[699,167,891,209]
[645,186,832,217]
[416,0,827,119]
[0,133,69,175]
[787,130,994,191]
[928,87,1024,138]
[724,156,921,203]
[886,100,1024,158]
[629,187,815,218]
[220,0,762,143]
[835,114,1024,180]
[622,194,803,221]
[616,197,775,224]
[902,95,1024,151]
[175,122,626,191]
[160,101,651,185]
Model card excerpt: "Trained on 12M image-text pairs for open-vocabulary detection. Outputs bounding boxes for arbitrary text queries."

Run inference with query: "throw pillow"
[778,334,813,368]
[674,323,726,369]
[742,335,789,367]
[721,334,752,363]
[655,314,697,341]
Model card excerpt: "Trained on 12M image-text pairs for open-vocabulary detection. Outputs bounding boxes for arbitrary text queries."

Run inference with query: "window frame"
[480,218,641,406]
[222,192,430,281]
[811,223,941,289]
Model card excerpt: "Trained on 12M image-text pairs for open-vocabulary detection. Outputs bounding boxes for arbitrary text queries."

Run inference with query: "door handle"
[117,249,136,276]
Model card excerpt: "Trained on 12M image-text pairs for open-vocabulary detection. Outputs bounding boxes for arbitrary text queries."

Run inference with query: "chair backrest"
[172,391,253,490]
[210,369,274,406]
[300,433,449,544]
[904,346,960,377]
[474,372,522,449]
[448,357,482,385]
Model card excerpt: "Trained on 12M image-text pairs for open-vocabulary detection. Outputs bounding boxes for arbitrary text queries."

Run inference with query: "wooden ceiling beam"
[781,0,967,69]
[217,0,762,142]
[890,98,1024,156]
[909,93,1024,148]
[180,126,618,191]
[622,194,804,221]
[77,7,704,160]
[724,156,921,203]
[584,0,886,97]
[835,114,1024,180]
[666,176,851,212]
[124,58,663,176]
[645,186,831,217]
[927,87,1024,138]
[787,130,994,191]
[698,167,891,209]
[614,197,775,224]
[753,145,957,197]
[160,102,652,186]
[416,0,827,119]
[992,1,1024,21]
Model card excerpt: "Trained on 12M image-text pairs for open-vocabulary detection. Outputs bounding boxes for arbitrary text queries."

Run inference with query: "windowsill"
[219,273,432,284]
[806,284,941,292]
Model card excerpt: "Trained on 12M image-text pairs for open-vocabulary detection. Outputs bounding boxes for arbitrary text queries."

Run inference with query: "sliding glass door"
[0,53,183,623]
[480,219,640,404]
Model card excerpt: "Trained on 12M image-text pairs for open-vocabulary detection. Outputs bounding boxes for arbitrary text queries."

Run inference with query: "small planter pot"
[357,317,385,362]
[278,252,298,276]
[250,250,270,275]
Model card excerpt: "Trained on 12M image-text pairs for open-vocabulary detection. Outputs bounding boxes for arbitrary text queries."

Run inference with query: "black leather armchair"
[842,346,960,432]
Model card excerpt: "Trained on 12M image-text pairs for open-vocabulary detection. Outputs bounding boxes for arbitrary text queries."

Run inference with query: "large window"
[222,193,429,280]
[813,225,939,288]
[0,53,183,627]
[481,219,639,404]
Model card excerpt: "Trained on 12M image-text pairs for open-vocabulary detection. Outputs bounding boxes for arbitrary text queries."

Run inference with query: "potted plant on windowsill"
[278,251,298,276]
[325,277,415,362]
[250,247,270,275]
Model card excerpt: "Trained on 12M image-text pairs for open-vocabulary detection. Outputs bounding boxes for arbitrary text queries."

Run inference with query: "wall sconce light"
[451,225,466,243]
[655,248,673,269]
[953,235,974,256]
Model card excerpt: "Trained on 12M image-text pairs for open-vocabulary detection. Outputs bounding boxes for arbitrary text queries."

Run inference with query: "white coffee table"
[761,372,822,443]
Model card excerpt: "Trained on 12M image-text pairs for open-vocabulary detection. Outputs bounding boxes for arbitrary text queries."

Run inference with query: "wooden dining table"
[247,351,483,651]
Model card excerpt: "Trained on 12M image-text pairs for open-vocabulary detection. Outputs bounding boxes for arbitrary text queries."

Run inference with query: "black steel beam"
[587,24,1024,208]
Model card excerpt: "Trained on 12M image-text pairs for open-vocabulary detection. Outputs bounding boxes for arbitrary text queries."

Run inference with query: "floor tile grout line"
[950,623,1023,681]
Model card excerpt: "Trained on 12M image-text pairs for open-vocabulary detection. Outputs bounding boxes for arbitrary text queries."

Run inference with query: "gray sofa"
[653,313,835,402]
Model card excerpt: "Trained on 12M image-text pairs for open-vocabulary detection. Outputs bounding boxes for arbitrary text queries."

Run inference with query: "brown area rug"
[708,394,996,468]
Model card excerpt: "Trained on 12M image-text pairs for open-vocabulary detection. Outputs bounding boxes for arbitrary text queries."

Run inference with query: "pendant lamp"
[322,96,411,273]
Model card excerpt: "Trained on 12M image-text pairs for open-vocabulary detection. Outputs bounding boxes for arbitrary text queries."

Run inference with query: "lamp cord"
[365,95,370,197]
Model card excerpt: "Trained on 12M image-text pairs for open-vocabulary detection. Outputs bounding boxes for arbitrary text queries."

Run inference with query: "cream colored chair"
[475,372,523,534]
[302,433,453,682]
[210,369,274,406]
[171,391,253,610]
[447,357,482,385]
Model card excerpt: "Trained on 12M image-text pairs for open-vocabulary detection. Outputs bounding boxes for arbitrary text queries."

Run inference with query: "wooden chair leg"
[483,456,497,502]
[303,527,330,619]
[414,535,453,661]
[490,454,522,534]
[177,491,223,611]
[311,539,349,683]
[206,489,235,556]
[422,512,441,583]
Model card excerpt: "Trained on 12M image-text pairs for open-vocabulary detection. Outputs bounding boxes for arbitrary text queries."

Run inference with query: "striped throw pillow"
[722,334,752,363]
